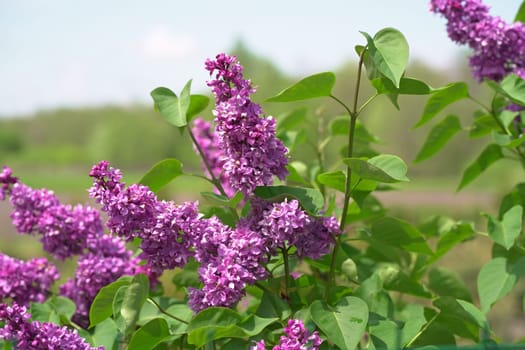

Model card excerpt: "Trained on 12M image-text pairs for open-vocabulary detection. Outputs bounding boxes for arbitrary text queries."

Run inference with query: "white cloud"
[139,26,197,60]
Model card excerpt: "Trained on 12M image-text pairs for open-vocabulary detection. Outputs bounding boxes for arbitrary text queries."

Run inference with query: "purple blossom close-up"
[0,166,18,201]
[89,160,201,274]
[430,0,525,81]
[0,303,102,350]
[205,53,289,195]
[0,253,59,305]
[250,319,323,350]
[1,168,106,260]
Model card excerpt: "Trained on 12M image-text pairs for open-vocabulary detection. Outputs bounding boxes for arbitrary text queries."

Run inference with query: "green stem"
[147,297,189,324]
[187,127,240,221]
[325,50,366,299]
[282,247,291,300]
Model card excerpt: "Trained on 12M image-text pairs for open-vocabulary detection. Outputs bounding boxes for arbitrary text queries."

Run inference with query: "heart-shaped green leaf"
[310,296,368,350]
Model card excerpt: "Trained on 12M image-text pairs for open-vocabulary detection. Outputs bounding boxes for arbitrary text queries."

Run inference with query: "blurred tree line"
[0,42,493,182]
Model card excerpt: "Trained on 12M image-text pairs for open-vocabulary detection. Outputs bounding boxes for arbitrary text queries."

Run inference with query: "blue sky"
[0,0,520,116]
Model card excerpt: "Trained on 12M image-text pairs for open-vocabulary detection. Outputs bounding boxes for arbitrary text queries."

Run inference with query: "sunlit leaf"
[457,144,503,191]
[266,72,336,102]
[415,115,462,162]
[361,28,409,88]
[254,185,324,215]
[414,82,469,128]
[478,256,525,313]
[311,296,368,350]
[139,158,183,193]
[484,205,523,250]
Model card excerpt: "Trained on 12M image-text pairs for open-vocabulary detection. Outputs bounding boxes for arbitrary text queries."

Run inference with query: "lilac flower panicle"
[0,254,59,305]
[8,183,59,235]
[37,204,105,259]
[0,166,18,200]
[0,303,102,350]
[139,200,200,274]
[89,161,200,274]
[430,0,525,81]
[205,53,288,195]
[250,319,322,350]
[2,168,106,260]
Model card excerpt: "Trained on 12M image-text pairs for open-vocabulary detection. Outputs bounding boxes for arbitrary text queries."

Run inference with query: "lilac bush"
[2,2,525,347]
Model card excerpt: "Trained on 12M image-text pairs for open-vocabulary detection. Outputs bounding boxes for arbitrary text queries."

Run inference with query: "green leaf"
[187,95,210,120]
[139,158,183,193]
[491,131,525,148]
[310,296,368,350]
[120,274,150,336]
[277,107,308,133]
[361,28,409,88]
[331,117,380,144]
[47,296,76,321]
[238,314,279,337]
[399,304,427,347]
[368,217,433,254]
[187,307,245,347]
[256,290,291,320]
[344,154,409,183]
[128,317,171,350]
[414,82,469,128]
[487,74,525,106]
[285,162,310,186]
[372,77,432,95]
[469,113,499,138]
[477,256,525,313]
[428,267,472,302]
[266,72,336,102]
[151,80,192,127]
[201,191,243,208]
[369,319,400,350]
[433,297,482,341]
[254,185,324,215]
[317,171,346,193]
[485,205,523,250]
[415,115,462,163]
[457,144,504,191]
[92,319,119,349]
[516,1,525,22]
[89,276,132,328]
[429,221,476,264]
[29,302,59,324]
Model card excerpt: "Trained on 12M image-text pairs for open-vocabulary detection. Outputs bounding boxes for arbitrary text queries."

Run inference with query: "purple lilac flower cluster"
[205,53,288,195]
[251,319,323,350]
[0,254,59,305]
[89,160,199,274]
[0,303,102,350]
[1,166,147,326]
[430,0,525,81]
[188,199,340,312]
[191,117,235,197]
[188,218,270,312]
[0,170,104,260]
[247,199,341,260]
[0,166,17,201]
